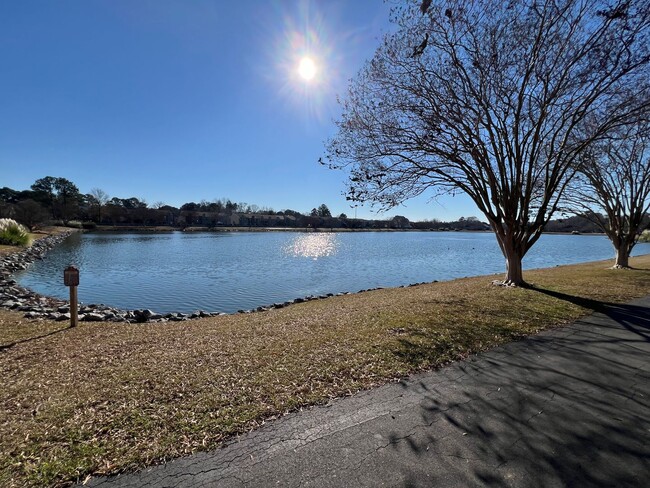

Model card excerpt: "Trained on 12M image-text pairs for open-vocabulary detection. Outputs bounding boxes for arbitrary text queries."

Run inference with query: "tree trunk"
[504,249,525,286]
[613,245,631,268]
[494,233,527,286]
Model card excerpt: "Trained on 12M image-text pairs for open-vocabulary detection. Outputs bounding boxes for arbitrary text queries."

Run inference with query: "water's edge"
[4,231,645,324]
[0,232,421,324]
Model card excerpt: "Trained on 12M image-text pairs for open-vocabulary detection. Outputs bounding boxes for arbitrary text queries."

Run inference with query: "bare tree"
[566,122,650,268]
[325,0,650,285]
[89,188,109,223]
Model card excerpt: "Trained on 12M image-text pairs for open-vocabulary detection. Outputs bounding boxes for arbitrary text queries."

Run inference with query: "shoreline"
[91,225,466,233]
[88,225,607,236]
[0,232,432,324]
[1,230,625,324]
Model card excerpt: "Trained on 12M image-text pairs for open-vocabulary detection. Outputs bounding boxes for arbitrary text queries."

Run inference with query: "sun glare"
[270,3,339,121]
[298,57,317,80]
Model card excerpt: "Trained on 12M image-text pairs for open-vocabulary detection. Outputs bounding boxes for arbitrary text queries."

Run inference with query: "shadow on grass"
[527,286,611,312]
[529,286,650,341]
[0,325,72,352]
[392,287,650,369]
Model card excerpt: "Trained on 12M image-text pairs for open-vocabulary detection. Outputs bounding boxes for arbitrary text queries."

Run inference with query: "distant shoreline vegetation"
[84,225,604,235]
[0,175,610,234]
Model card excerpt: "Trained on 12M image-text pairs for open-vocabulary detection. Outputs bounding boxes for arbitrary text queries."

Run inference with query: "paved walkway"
[86,296,650,488]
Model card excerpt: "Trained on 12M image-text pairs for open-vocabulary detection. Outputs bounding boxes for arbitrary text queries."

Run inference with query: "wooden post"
[64,265,80,327]
[70,285,78,327]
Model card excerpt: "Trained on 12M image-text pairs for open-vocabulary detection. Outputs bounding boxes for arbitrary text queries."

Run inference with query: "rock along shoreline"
[0,232,434,324]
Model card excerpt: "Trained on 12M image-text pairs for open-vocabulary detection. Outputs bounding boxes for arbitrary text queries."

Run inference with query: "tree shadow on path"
[380,290,650,487]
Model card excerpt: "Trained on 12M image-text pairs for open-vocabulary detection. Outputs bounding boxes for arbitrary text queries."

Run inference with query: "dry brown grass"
[0,235,36,256]
[1,255,650,487]
[0,227,71,256]
[0,245,16,256]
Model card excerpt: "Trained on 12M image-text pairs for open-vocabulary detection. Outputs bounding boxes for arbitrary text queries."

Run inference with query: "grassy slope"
[1,255,650,487]
[0,228,69,256]
[0,234,37,255]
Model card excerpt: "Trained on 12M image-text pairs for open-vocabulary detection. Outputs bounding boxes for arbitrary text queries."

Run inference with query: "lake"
[15,231,650,314]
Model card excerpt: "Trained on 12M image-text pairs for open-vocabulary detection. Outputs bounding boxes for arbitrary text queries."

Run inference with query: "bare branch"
[326,0,650,284]
[565,121,650,267]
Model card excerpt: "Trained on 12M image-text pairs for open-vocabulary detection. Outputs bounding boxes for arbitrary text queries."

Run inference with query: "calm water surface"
[15,231,650,314]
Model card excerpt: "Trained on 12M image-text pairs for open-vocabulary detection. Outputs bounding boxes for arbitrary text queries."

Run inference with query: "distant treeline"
[0,176,602,233]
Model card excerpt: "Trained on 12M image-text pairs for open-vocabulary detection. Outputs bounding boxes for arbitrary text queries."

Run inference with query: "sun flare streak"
[265,2,343,122]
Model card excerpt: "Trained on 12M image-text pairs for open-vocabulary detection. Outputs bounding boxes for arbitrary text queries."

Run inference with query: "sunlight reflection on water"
[283,233,339,259]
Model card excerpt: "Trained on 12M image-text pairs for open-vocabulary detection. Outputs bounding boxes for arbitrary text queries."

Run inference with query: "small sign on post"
[64,265,79,327]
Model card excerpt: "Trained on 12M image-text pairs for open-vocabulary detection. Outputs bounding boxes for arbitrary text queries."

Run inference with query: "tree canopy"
[325,0,650,284]
[317,204,332,218]
[567,120,650,267]
[30,176,81,219]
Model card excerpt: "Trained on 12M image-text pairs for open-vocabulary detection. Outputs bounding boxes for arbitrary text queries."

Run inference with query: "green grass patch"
[1,255,650,486]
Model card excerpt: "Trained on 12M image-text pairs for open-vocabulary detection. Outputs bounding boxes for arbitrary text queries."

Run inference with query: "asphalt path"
[85,295,650,488]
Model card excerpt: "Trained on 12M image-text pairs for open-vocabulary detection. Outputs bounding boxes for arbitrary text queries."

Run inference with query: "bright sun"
[298,57,317,80]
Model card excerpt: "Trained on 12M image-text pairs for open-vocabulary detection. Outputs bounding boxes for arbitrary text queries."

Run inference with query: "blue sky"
[0,0,479,221]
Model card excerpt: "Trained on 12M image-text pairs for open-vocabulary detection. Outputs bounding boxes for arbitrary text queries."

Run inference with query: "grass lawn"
[2,255,650,487]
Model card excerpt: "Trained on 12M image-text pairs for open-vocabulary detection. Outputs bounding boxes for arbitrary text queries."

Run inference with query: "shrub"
[82,221,97,230]
[639,230,650,243]
[0,218,31,247]
[66,221,83,229]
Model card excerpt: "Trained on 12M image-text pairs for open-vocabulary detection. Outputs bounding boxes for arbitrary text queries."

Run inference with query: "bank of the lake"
[2,254,650,487]
[92,225,483,233]
[92,225,607,235]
